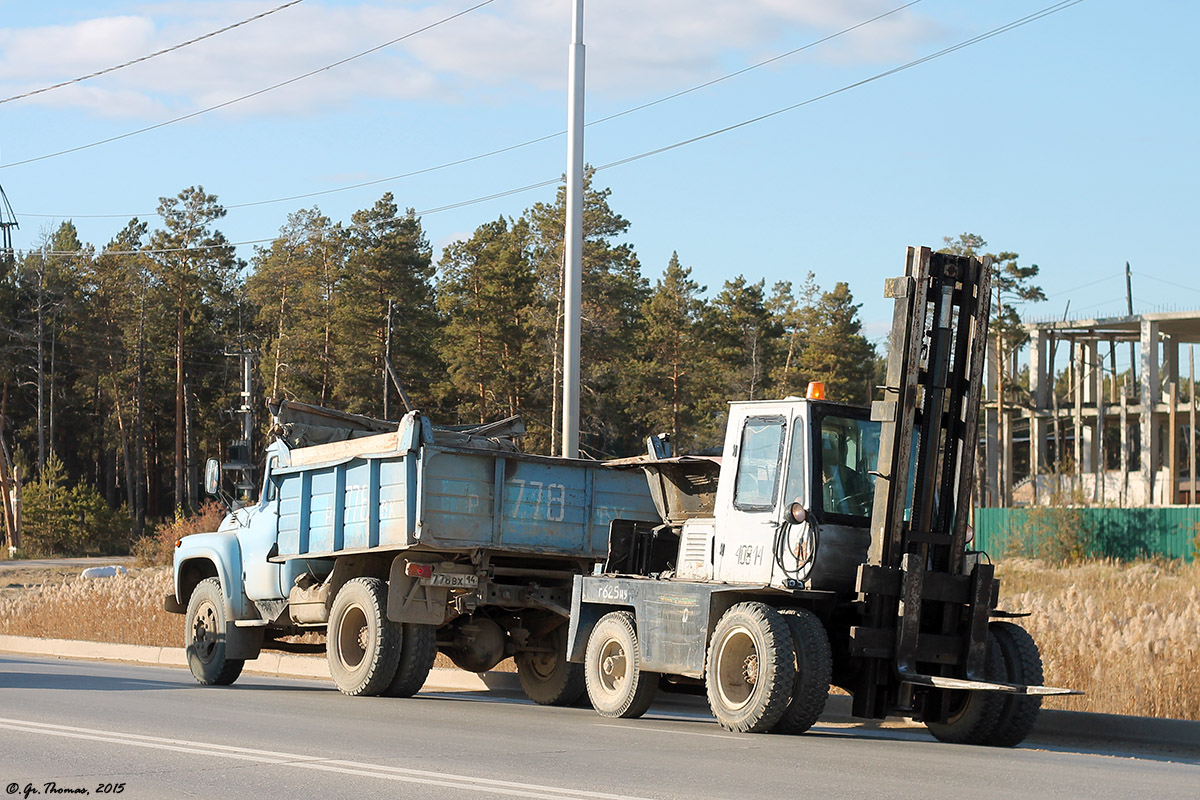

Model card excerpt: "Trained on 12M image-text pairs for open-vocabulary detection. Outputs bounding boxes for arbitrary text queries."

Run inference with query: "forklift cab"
[707,395,881,594]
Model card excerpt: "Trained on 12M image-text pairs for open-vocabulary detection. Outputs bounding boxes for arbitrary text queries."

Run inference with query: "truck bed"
[271,430,660,561]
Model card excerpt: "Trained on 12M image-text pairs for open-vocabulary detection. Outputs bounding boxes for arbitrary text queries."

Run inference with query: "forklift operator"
[821,448,872,516]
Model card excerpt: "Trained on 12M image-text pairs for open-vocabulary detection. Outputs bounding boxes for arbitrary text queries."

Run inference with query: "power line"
[0,0,496,171]
[15,0,924,220]
[1050,272,1122,297]
[591,0,1087,174]
[22,0,1087,259]
[1135,271,1200,295]
[0,1,307,106]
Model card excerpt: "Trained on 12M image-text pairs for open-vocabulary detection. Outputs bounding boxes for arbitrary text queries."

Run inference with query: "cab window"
[815,413,880,520]
[733,416,786,511]
[782,421,807,508]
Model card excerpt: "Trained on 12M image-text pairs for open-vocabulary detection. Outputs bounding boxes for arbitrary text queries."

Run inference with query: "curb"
[1027,707,1200,755]
[2,635,1197,754]
[0,634,520,692]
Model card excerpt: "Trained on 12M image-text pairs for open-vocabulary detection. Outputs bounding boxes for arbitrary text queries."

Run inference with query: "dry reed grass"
[0,567,178,646]
[997,557,1200,720]
[0,567,517,672]
[2,559,1195,719]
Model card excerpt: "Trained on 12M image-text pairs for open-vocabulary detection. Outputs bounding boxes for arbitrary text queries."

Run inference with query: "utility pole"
[0,184,17,270]
[383,299,394,420]
[561,0,585,458]
[224,349,256,503]
[0,186,21,552]
[1126,261,1137,387]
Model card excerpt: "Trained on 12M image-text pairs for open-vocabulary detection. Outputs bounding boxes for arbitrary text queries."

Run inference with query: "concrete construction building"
[983,310,1200,508]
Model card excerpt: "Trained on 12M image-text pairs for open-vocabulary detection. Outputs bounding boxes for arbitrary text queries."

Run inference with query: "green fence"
[974,507,1200,561]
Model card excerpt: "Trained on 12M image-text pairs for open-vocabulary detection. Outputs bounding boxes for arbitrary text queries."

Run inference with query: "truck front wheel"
[706,603,796,733]
[185,577,244,686]
[516,623,585,706]
[327,577,402,697]
[584,611,658,719]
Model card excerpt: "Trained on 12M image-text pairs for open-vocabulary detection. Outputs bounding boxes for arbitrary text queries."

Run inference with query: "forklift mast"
[851,246,995,719]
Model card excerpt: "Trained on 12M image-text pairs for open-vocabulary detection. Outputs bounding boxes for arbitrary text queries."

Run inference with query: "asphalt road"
[1,655,1196,800]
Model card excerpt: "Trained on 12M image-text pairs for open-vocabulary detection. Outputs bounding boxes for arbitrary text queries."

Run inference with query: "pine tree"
[632,252,716,452]
[794,282,876,404]
[940,233,1045,404]
[79,219,150,530]
[437,216,539,424]
[248,208,346,405]
[704,276,781,403]
[523,169,648,456]
[336,194,440,418]
[148,187,238,514]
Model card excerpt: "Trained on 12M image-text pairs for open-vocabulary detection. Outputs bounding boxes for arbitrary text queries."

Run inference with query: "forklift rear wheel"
[984,622,1044,747]
[327,577,403,697]
[585,611,659,719]
[384,622,438,698]
[185,577,244,686]
[516,623,586,706]
[924,631,1005,745]
[706,602,796,733]
[771,608,831,735]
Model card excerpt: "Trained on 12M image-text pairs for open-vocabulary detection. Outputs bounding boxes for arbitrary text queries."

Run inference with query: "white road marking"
[0,717,659,800]
[596,724,732,740]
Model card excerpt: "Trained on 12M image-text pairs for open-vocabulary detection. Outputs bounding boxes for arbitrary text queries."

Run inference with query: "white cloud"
[0,0,942,118]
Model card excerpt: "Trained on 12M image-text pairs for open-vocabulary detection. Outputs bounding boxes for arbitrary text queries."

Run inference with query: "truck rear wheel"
[327,577,402,697]
[925,631,1005,745]
[984,622,1044,747]
[516,623,585,706]
[185,577,244,686]
[706,603,796,733]
[771,608,831,735]
[585,611,658,719]
[384,622,438,698]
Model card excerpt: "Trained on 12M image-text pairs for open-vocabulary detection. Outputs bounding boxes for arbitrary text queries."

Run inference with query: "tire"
[925,632,1006,745]
[705,603,796,733]
[771,609,831,735]
[326,577,402,697]
[516,623,585,706]
[384,622,438,698]
[584,611,658,719]
[985,622,1044,747]
[184,577,244,686]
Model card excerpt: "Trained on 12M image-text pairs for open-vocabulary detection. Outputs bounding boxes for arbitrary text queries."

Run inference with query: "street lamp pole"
[561,0,585,458]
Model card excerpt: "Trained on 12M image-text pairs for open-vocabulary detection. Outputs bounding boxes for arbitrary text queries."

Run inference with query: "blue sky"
[1,0,1196,359]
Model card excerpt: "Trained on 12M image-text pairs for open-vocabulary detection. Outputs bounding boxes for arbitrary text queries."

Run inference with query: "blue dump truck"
[167,400,660,703]
[168,247,1074,745]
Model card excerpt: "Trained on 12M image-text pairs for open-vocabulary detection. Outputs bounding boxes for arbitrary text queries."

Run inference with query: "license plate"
[422,573,479,589]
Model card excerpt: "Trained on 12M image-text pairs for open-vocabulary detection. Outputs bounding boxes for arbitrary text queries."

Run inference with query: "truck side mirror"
[787,502,808,525]
[204,458,221,496]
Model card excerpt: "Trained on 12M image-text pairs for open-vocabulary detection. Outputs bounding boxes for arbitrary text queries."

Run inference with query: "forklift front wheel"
[924,631,1005,745]
[706,603,796,733]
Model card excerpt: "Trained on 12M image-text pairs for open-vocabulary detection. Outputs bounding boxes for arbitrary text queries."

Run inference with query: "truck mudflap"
[163,592,185,614]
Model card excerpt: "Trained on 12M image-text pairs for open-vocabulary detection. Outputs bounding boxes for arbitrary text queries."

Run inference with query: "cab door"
[239,454,284,601]
[714,410,790,584]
